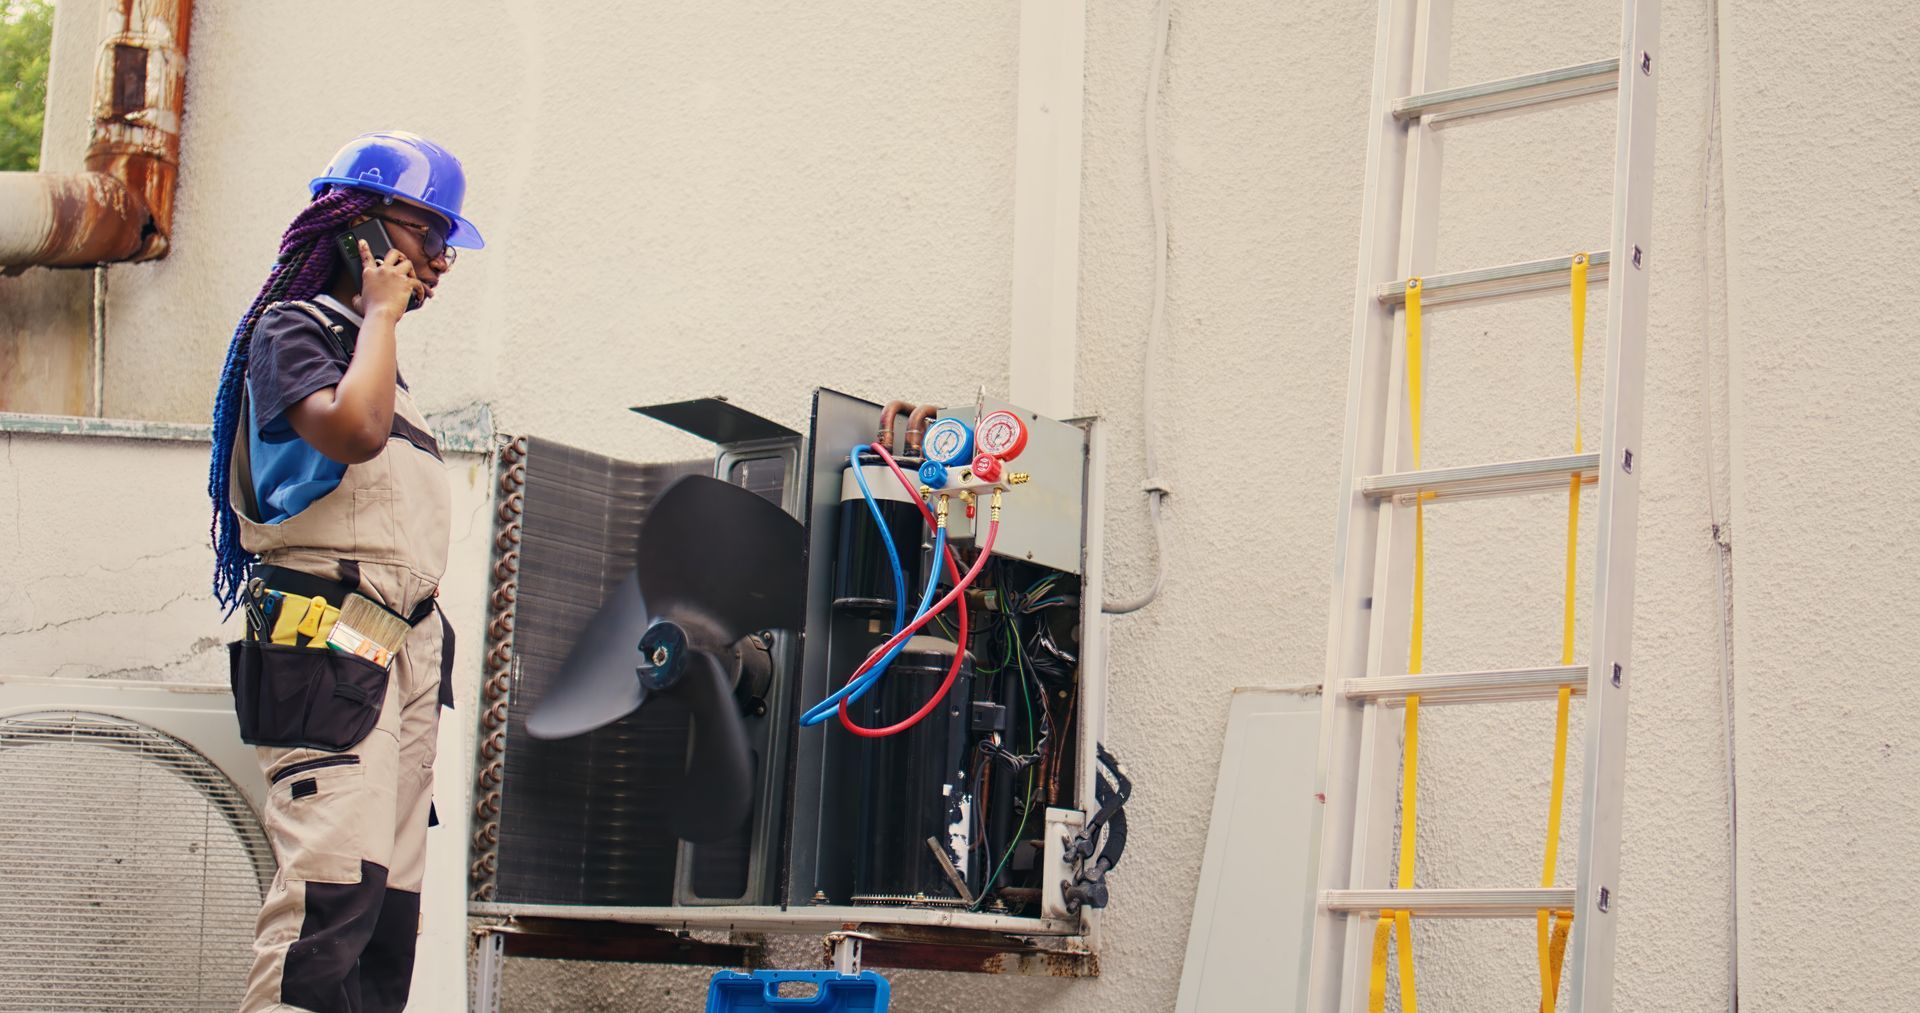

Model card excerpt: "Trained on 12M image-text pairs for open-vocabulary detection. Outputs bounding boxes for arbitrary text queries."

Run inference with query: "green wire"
[976,631,1038,910]
[975,625,1016,674]
[1018,638,1035,750]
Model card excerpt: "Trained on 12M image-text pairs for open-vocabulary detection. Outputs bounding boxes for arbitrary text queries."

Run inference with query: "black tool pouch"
[229,638,389,751]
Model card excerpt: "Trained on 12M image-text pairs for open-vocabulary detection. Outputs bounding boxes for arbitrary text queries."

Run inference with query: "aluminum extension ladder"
[1306,1,1657,1011]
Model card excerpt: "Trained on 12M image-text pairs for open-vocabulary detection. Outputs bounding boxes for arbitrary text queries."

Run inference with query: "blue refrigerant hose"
[852,444,907,637]
[800,518,946,727]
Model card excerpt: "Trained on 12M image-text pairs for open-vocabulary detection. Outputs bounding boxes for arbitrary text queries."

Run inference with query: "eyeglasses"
[380,216,457,267]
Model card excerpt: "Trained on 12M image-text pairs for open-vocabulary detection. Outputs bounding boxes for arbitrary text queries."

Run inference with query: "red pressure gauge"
[975,410,1029,462]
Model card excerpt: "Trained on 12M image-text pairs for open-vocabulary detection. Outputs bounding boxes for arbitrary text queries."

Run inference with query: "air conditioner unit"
[0,678,272,1012]
[467,389,1127,980]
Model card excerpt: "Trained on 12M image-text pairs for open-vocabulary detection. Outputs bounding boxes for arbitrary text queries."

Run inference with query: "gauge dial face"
[976,410,1028,461]
[924,418,974,466]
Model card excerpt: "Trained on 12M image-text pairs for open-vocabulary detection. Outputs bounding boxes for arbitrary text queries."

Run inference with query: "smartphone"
[334,219,422,310]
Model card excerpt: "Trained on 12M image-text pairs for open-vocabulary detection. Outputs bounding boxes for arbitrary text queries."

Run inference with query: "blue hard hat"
[310,131,484,249]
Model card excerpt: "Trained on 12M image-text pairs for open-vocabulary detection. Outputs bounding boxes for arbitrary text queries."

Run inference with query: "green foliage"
[0,0,54,172]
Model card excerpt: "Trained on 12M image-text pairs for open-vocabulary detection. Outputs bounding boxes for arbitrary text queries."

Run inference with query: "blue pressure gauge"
[923,417,975,467]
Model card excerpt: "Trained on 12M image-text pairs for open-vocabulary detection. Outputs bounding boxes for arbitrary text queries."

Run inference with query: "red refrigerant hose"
[836,442,989,737]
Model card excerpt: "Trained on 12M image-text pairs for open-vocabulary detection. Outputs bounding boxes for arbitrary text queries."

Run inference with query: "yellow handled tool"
[273,594,340,648]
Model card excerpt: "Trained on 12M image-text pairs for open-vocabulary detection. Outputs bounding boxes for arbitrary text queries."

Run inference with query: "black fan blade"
[524,571,650,740]
[638,475,806,646]
[668,649,755,843]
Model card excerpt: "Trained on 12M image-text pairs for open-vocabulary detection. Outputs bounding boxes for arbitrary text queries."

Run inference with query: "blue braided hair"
[208,187,380,611]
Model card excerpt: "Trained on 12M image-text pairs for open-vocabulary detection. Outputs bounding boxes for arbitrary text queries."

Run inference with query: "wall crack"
[0,590,195,638]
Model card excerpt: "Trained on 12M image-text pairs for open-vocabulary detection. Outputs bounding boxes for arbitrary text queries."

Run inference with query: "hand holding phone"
[335,220,424,314]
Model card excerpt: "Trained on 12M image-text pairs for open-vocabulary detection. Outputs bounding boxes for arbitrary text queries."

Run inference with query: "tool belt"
[229,564,440,752]
[246,564,435,645]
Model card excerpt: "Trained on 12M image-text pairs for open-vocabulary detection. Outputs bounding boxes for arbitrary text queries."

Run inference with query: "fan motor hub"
[637,620,689,691]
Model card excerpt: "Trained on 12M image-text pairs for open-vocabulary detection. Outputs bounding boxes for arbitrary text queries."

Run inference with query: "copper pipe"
[905,404,941,455]
[1047,687,1076,807]
[877,400,917,454]
[0,0,193,269]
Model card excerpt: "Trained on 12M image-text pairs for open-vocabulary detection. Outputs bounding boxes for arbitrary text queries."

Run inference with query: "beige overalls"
[227,302,453,1013]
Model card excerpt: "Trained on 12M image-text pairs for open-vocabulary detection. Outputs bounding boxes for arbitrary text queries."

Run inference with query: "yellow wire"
[1539,254,1588,1012]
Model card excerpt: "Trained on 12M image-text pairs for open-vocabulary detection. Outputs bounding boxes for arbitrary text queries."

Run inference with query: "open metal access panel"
[467,391,1116,1001]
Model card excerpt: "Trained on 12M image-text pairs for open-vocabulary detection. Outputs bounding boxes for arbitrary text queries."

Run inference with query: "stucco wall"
[1717,3,1920,1009]
[3,0,1914,1009]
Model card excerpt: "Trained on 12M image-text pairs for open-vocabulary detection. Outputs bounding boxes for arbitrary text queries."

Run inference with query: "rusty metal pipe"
[905,404,941,455]
[0,0,192,270]
[877,400,916,454]
[0,171,150,266]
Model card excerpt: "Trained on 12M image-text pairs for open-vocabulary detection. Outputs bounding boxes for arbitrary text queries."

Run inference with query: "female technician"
[208,130,482,1013]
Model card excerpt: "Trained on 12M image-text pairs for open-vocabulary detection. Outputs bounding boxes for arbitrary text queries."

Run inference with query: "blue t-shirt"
[245,298,403,523]
[247,385,348,523]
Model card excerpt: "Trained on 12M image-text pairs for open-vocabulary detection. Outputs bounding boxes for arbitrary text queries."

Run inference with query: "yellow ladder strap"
[1538,253,1589,1011]
[1395,910,1416,1009]
[1537,910,1574,1012]
[1367,911,1419,1013]
[1370,277,1425,1013]
[1407,277,1425,473]
[1369,916,1391,1009]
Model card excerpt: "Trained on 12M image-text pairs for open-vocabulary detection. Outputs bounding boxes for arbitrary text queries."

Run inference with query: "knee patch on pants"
[360,888,423,1013]
[283,861,390,1012]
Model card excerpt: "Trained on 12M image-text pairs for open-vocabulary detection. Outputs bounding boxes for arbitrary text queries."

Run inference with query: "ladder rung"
[1361,453,1598,503]
[1322,888,1575,919]
[1342,666,1587,706]
[1393,59,1619,121]
[1377,251,1610,308]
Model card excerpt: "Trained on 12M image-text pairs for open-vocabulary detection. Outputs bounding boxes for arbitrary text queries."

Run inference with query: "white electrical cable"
[1700,2,1740,1008]
[1104,0,1174,616]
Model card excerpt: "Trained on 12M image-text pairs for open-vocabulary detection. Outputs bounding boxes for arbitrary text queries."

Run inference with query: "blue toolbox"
[705,970,890,1011]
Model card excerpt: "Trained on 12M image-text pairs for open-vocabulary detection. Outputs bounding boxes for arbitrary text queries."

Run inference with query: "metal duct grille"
[478,437,719,906]
[0,711,272,1011]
